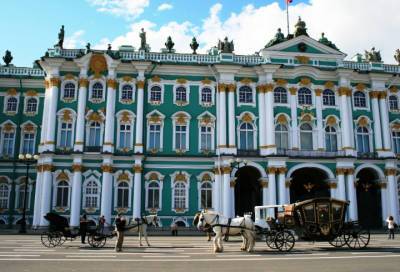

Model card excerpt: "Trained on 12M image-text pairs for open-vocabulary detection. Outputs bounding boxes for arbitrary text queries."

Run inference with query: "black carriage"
[254,198,370,252]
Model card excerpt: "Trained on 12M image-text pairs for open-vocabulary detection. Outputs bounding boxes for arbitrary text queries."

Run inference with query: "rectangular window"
[60,123,73,148]
[175,125,187,150]
[2,132,15,157]
[119,124,132,149]
[22,133,35,154]
[149,124,161,149]
[200,126,212,151]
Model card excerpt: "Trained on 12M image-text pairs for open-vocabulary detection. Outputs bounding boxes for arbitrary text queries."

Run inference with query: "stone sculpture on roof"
[318,33,339,50]
[218,37,234,53]
[365,47,382,62]
[265,28,286,48]
[294,17,308,37]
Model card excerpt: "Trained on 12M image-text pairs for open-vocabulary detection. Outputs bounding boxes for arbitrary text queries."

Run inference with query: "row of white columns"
[257,84,276,155]
[370,91,392,152]
[217,83,236,154]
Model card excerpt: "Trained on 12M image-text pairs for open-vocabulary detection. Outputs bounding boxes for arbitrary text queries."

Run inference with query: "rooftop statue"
[139,28,149,52]
[394,49,400,65]
[86,43,91,54]
[365,47,382,62]
[165,36,175,53]
[294,17,308,37]
[190,37,199,54]
[265,28,286,48]
[56,25,65,48]
[2,50,13,66]
[218,37,234,53]
[318,33,339,50]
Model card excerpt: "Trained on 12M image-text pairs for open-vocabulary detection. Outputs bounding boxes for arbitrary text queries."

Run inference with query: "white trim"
[23,96,39,116]
[3,94,19,116]
[197,111,216,153]
[297,87,314,107]
[236,83,256,107]
[85,110,105,147]
[115,110,136,151]
[173,84,190,106]
[273,86,289,106]
[147,82,164,105]
[353,90,370,111]
[14,177,33,211]
[19,121,37,155]
[287,163,335,179]
[354,116,373,153]
[146,110,165,152]
[354,164,385,179]
[52,170,73,211]
[88,77,106,103]
[0,121,17,158]
[299,121,317,151]
[118,81,136,104]
[113,170,133,211]
[198,83,216,107]
[144,171,164,212]
[60,79,78,102]
[172,112,191,153]
[56,108,77,150]
[236,112,258,150]
[0,179,11,210]
[82,174,101,211]
[196,174,214,211]
[170,171,191,213]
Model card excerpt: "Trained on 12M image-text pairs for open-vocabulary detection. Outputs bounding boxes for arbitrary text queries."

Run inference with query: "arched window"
[117,181,129,208]
[59,122,73,148]
[1,129,15,157]
[118,123,132,149]
[200,182,212,209]
[389,95,399,111]
[300,123,313,150]
[356,126,370,153]
[274,87,288,104]
[298,88,312,105]
[150,86,162,102]
[92,82,104,100]
[84,180,99,208]
[0,184,9,209]
[239,86,253,103]
[63,82,76,99]
[200,125,212,151]
[322,89,335,106]
[17,183,29,209]
[275,124,289,150]
[239,123,255,150]
[354,91,366,108]
[201,88,212,103]
[26,98,38,113]
[149,124,161,150]
[147,181,160,209]
[56,181,69,208]
[6,97,18,112]
[175,86,187,102]
[173,182,186,210]
[22,131,35,154]
[121,85,133,101]
[88,122,101,146]
[392,130,400,154]
[325,126,338,152]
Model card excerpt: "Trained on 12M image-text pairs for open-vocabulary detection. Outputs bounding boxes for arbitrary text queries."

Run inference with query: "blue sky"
[1,0,399,67]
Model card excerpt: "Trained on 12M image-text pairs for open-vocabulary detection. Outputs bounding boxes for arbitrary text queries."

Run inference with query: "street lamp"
[18,153,39,234]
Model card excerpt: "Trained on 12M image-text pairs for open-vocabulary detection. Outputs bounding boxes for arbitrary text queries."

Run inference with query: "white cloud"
[64,30,86,48]
[87,0,150,20]
[92,0,400,63]
[158,3,173,11]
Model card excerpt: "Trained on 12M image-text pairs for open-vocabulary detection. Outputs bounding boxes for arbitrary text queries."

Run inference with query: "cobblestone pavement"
[0,234,399,272]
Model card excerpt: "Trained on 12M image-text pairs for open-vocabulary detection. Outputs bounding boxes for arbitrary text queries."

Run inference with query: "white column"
[213,170,221,213]
[218,85,227,152]
[100,162,113,225]
[230,180,235,217]
[338,89,352,151]
[336,171,346,201]
[70,160,83,227]
[277,168,288,205]
[227,84,236,153]
[346,170,358,221]
[289,88,299,149]
[315,90,324,150]
[386,170,399,223]
[103,78,117,153]
[267,168,277,217]
[379,92,392,151]
[39,164,53,226]
[222,166,231,217]
[381,183,388,225]
[265,85,276,154]
[39,85,50,153]
[32,170,43,227]
[134,80,145,153]
[258,86,266,152]
[133,163,142,218]
[74,78,88,152]
[45,77,60,152]
[370,92,383,151]
[261,179,268,206]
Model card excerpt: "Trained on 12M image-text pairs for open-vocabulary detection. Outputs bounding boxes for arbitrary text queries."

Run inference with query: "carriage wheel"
[328,234,347,248]
[41,232,54,248]
[274,230,295,252]
[88,234,107,248]
[265,233,278,249]
[344,228,370,249]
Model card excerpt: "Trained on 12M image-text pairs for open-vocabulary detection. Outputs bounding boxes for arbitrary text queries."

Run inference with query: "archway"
[356,168,382,228]
[290,167,330,202]
[234,166,262,217]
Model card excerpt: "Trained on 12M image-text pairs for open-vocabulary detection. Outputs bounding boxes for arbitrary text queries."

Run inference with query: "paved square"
[0,234,399,272]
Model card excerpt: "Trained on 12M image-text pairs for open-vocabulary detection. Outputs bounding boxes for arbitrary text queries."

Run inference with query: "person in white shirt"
[386,215,396,239]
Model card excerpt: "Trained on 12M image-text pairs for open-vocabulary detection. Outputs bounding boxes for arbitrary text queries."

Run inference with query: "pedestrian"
[171,222,178,236]
[99,215,106,234]
[386,215,397,239]
[80,214,88,244]
[115,213,126,252]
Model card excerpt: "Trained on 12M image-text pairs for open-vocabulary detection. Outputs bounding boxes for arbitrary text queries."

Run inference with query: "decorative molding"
[122,76,133,82]
[241,112,253,123]
[358,117,369,127]
[133,165,143,173]
[176,78,187,84]
[355,83,366,91]
[265,83,274,92]
[296,55,310,64]
[89,54,107,76]
[151,75,161,82]
[378,91,387,99]
[267,167,277,174]
[79,78,89,88]
[275,79,288,86]
[227,84,236,92]
[326,116,337,126]
[324,81,335,89]
[117,172,130,181]
[201,78,212,85]
[217,83,226,92]
[137,80,145,89]
[222,166,231,174]
[25,90,38,96]
[289,87,297,95]
[240,78,252,85]
[314,88,322,96]
[72,164,83,172]
[385,168,397,176]
[276,114,288,124]
[50,77,60,87]
[101,165,113,173]
[338,87,352,96]
[369,91,380,99]
[107,79,117,89]
[299,77,311,86]
[56,171,69,181]
[389,86,398,93]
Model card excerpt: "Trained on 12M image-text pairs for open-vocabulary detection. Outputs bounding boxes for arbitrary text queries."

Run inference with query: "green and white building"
[0,19,400,229]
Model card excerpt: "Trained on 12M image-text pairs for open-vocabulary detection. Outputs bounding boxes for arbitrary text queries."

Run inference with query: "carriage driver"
[115,213,127,252]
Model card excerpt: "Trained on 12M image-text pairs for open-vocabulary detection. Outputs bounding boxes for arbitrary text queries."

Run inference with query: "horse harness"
[203,213,253,235]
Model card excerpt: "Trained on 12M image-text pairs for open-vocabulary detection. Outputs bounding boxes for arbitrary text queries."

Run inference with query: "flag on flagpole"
[286,0,293,3]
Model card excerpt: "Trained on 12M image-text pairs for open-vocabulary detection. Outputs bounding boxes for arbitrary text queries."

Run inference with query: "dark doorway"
[290,167,330,203]
[356,168,382,228]
[234,166,262,217]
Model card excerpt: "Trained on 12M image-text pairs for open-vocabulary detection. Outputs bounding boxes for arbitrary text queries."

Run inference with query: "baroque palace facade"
[0,19,400,229]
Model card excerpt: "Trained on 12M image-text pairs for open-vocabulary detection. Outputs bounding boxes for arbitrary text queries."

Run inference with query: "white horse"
[126,215,159,247]
[195,211,256,253]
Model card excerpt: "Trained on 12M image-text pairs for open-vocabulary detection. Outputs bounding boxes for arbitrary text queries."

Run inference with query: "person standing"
[387,215,397,239]
[171,222,178,236]
[80,214,88,244]
[115,214,126,252]
[99,215,106,234]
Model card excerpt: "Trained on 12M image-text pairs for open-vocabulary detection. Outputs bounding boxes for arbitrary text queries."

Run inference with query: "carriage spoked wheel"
[274,230,295,252]
[41,232,59,248]
[88,234,107,248]
[328,234,347,248]
[344,227,370,249]
[265,232,278,249]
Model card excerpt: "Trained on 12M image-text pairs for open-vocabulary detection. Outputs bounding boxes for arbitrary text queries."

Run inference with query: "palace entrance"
[290,167,330,202]
[234,166,262,217]
[356,168,382,228]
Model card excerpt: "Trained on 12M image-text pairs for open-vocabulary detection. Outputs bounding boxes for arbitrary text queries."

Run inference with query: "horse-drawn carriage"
[254,197,370,252]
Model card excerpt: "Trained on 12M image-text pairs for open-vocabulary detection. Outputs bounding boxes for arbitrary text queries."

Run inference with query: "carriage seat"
[266,217,277,229]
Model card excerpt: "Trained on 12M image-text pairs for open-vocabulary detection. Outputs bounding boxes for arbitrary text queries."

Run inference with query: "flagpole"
[286,1,290,35]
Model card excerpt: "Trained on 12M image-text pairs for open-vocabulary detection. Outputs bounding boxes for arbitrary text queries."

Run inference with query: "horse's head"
[193,212,201,227]
[146,215,159,227]
[196,212,207,231]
